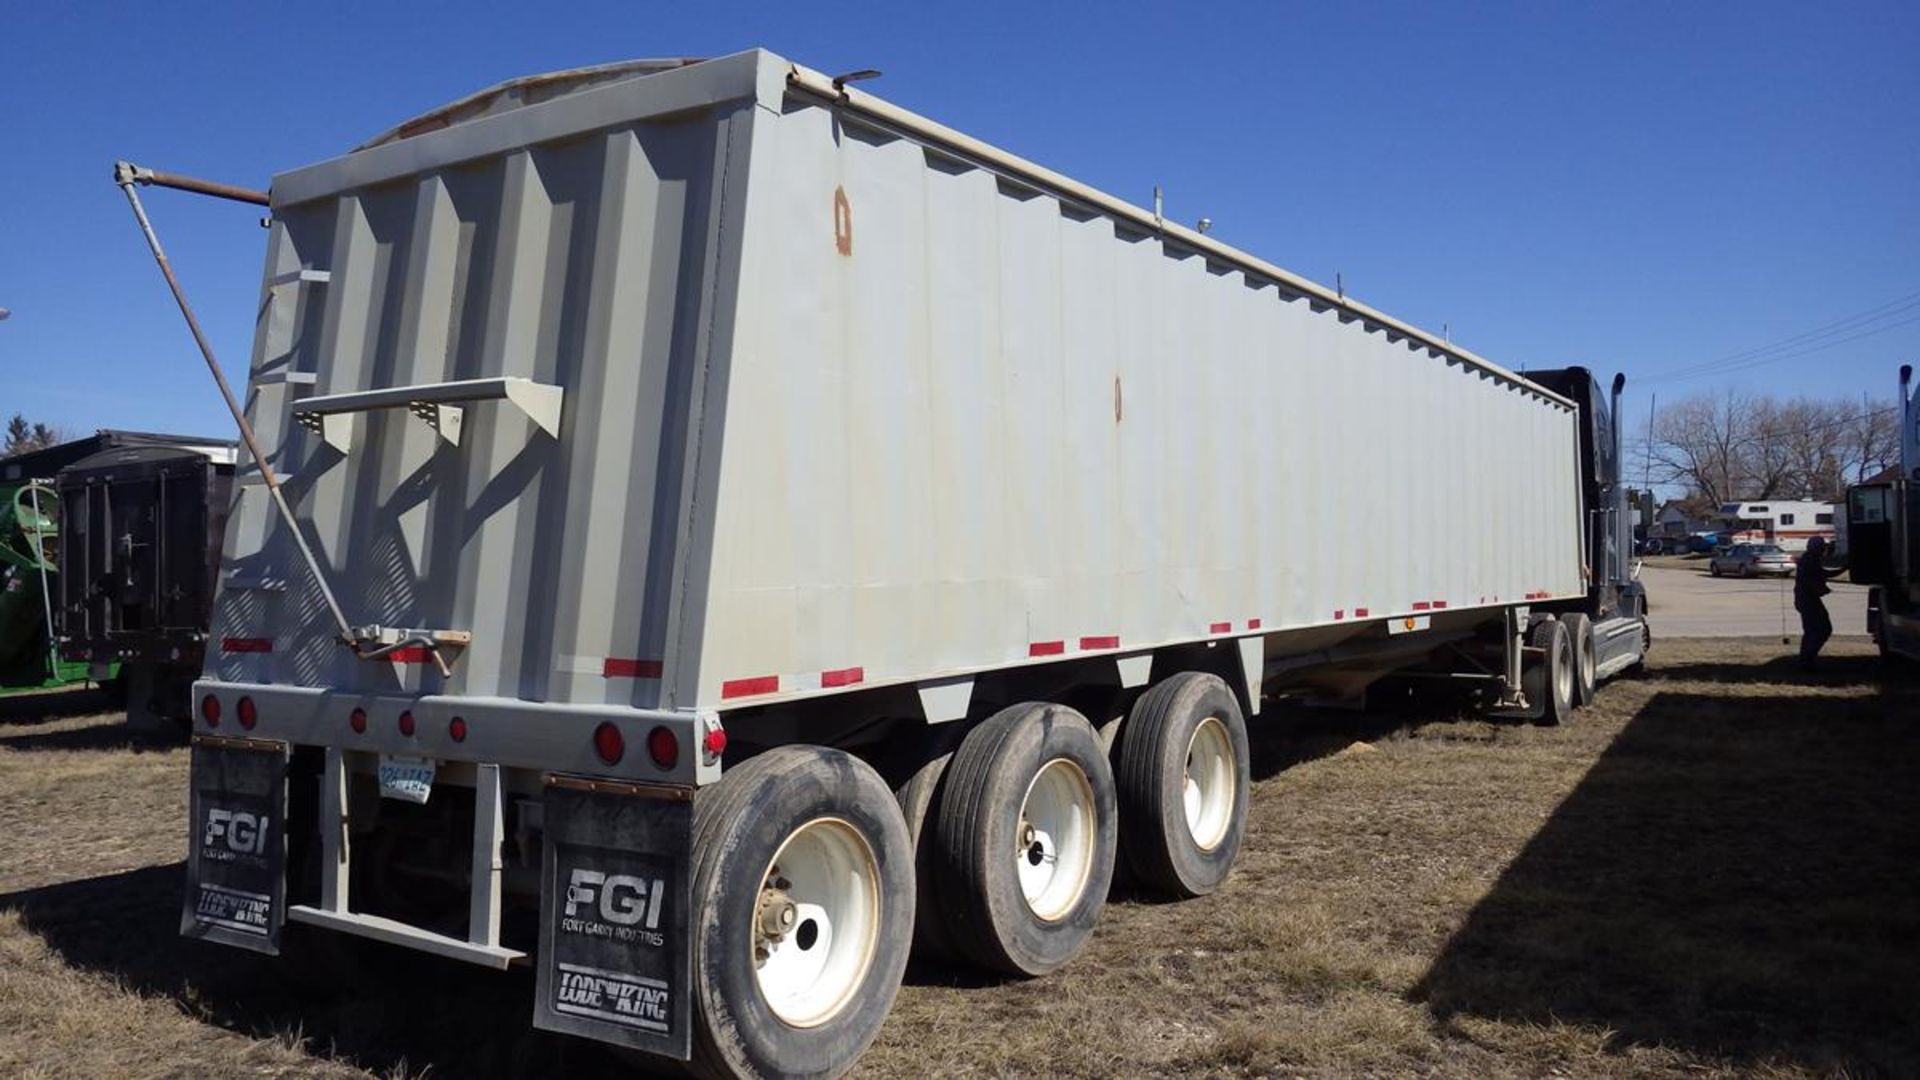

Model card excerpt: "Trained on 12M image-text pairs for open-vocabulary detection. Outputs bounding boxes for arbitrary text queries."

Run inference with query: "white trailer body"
[178,49,1601,1076]
[208,49,1581,723]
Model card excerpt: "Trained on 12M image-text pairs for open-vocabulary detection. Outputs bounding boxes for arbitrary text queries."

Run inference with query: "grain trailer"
[57,440,236,728]
[130,50,1650,1078]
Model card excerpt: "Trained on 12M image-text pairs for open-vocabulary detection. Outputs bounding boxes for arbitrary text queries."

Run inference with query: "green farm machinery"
[0,480,96,692]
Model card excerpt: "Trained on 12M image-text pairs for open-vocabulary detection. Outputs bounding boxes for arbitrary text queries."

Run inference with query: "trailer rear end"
[153,49,1638,1078]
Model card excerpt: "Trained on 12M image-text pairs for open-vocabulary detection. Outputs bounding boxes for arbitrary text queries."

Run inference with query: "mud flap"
[181,735,289,954]
[534,776,693,1061]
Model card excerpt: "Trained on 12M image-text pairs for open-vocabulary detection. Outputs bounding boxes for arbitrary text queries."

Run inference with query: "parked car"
[1709,543,1793,577]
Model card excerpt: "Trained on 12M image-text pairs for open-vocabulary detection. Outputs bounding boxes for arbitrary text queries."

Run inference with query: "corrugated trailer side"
[691,66,1583,708]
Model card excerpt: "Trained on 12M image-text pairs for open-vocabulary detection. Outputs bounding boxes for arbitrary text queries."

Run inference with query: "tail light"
[593,722,625,765]
[398,710,416,737]
[448,716,468,743]
[200,695,221,728]
[349,707,367,734]
[647,725,679,771]
[236,697,258,730]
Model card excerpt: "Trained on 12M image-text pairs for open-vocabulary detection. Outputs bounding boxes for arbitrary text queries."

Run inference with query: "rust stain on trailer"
[833,186,853,255]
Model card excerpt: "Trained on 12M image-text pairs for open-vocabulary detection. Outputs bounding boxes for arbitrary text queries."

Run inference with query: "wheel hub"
[751,818,881,1029]
[1015,759,1097,921]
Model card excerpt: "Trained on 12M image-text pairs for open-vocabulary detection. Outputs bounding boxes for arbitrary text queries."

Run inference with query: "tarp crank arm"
[112,160,356,648]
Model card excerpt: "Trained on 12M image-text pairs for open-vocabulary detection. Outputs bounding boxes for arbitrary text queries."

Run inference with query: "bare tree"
[1638,389,1899,504]
[1643,390,1750,507]
[1842,397,1899,483]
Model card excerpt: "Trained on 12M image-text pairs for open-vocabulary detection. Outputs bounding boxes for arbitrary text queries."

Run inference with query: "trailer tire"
[688,746,913,1080]
[1523,618,1574,726]
[933,702,1116,977]
[895,752,960,960]
[1115,672,1250,898]
[1561,612,1598,707]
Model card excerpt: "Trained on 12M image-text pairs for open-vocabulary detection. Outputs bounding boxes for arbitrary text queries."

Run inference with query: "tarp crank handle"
[112,160,356,647]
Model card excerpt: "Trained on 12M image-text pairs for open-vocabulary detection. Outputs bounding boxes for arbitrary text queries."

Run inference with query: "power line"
[1640,287,1920,385]
[1662,289,1920,376]
[1650,404,1896,445]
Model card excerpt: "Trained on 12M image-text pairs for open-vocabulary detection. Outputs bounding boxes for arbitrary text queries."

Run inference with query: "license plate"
[378,754,436,804]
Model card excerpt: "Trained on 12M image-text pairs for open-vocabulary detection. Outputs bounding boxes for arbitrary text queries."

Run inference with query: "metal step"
[287,905,524,970]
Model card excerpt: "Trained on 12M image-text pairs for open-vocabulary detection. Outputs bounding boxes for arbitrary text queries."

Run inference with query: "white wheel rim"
[1183,717,1236,851]
[1016,758,1097,921]
[753,817,879,1028]
[1555,640,1573,704]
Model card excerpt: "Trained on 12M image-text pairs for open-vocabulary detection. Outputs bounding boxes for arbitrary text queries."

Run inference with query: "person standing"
[1794,535,1847,668]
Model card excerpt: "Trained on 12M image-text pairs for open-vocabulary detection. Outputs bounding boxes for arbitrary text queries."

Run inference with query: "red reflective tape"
[604,658,664,679]
[388,647,434,664]
[1247,619,1262,630]
[722,675,780,699]
[1029,641,1065,657]
[821,666,865,688]
[1209,621,1232,634]
[1080,635,1120,651]
[1411,601,1431,611]
[1354,608,1369,618]
[1432,600,1448,609]
[221,637,272,654]
[1333,610,1345,621]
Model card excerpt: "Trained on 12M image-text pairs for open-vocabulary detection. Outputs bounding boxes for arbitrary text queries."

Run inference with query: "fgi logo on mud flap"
[554,865,674,1033]
[193,807,275,935]
[202,807,270,862]
[563,868,666,945]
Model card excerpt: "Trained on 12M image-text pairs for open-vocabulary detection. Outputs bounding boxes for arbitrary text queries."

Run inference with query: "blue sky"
[1,1,1914,440]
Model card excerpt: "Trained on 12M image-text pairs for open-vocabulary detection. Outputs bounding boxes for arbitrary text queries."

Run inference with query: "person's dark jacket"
[1794,544,1844,606]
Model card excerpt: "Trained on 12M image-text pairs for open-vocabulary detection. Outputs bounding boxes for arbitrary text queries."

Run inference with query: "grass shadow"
[1640,651,1889,686]
[0,864,648,1078]
[1411,685,1920,1074]
[0,687,114,726]
[0,720,179,753]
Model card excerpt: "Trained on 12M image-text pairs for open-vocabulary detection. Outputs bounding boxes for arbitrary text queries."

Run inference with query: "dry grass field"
[2,639,1915,1078]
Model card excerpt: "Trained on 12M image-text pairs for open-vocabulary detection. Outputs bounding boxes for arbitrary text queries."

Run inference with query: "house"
[1650,500,1714,551]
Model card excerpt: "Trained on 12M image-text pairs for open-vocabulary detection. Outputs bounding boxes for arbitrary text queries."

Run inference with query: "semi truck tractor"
[1848,364,1919,660]
[149,50,1650,1078]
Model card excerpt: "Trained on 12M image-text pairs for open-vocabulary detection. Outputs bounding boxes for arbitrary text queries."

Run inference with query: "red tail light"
[200,695,221,728]
[448,716,468,743]
[593,722,625,765]
[236,697,258,730]
[647,725,679,771]
[349,707,367,734]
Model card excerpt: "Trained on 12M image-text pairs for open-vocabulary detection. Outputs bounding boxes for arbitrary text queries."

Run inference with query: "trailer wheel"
[1561,612,1598,707]
[894,752,960,960]
[688,746,913,1080]
[933,702,1116,976]
[1522,618,1574,726]
[1115,672,1250,898]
